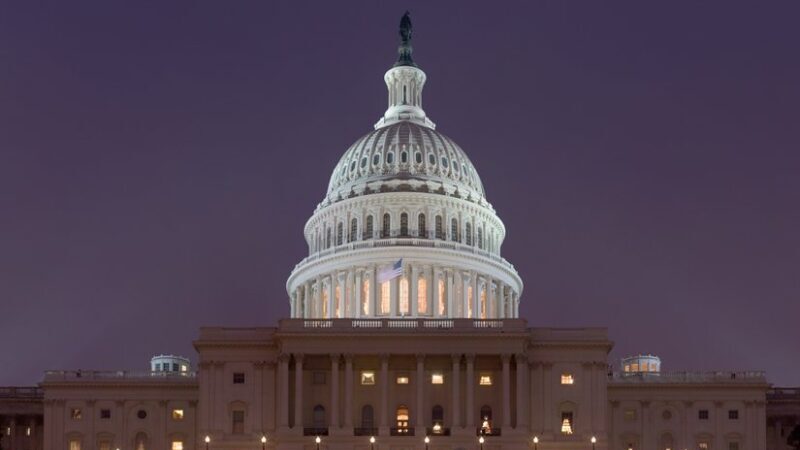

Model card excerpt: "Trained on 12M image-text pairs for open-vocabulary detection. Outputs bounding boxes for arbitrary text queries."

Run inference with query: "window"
[431,373,444,384]
[399,277,409,315]
[698,409,709,420]
[624,409,637,421]
[70,408,82,420]
[396,405,410,432]
[326,228,331,248]
[698,443,709,450]
[171,442,184,450]
[415,152,423,164]
[429,153,436,165]
[135,432,147,450]
[450,218,458,241]
[435,215,443,239]
[560,412,574,435]
[728,409,739,420]
[25,427,31,436]
[386,152,394,164]
[313,371,326,385]
[100,409,111,419]
[373,154,380,166]
[365,215,374,238]
[400,213,409,236]
[361,405,374,429]
[417,277,427,314]
[479,287,487,319]
[69,440,81,450]
[336,222,343,245]
[380,281,390,314]
[362,279,370,315]
[382,213,391,238]
[477,228,483,249]
[313,405,326,428]
[465,222,472,245]
[137,409,147,419]
[432,405,444,430]
[438,279,445,315]
[361,371,376,385]
[155,363,161,371]
[396,376,409,385]
[361,157,368,168]
[401,151,408,163]
[561,373,574,385]
[349,218,357,243]
[479,375,492,386]
[172,409,184,420]
[728,443,739,450]
[418,214,426,238]
[232,410,244,434]
[480,405,493,432]
[233,372,245,384]
[99,441,111,450]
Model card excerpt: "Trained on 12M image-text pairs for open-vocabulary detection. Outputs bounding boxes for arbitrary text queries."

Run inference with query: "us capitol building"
[9,13,785,450]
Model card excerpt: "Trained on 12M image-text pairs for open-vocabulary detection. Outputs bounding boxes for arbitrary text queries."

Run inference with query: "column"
[529,362,540,432]
[472,276,480,319]
[410,265,419,317]
[451,354,461,428]
[640,401,650,449]
[516,354,527,429]
[345,270,354,317]
[682,401,692,450]
[446,270,455,317]
[336,273,346,318]
[254,361,265,432]
[502,354,511,431]
[326,278,334,319]
[415,354,425,430]
[714,401,723,450]
[497,283,505,319]
[581,362,592,434]
[278,354,290,429]
[390,276,399,316]
[371,268,380,316]
[355,270,363,318]
[330,354,340,429]
[429,267,437,317]
[462,272,470,318]
[303,283,311,318]
[465,354,475,428]
[543,363,553,435]
[380,355,390,432]
[344,355,354,428]
[294,355,304,429]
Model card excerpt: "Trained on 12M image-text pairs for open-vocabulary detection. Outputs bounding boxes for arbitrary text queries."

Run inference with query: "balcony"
[279,318,527,333]
[303,428,329,436]
[426,426,450,436]
[608,371,767,384]
[353,427,378,436]
[390,427,415,436]
[476,427,502,436]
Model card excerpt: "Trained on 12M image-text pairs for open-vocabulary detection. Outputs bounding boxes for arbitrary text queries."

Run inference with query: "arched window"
[362,279,370,316]
[382,213,391,238]
[467,285,474,318]
[400,213,409,237]
[326,228,331,249]
[418,213,426,238]
[322,288,329,318]
[349,218,357,243]
[560,411,574,435]
[417,276,427,314]
[313,405,326,429]
[396,405,410,432]
[366,215,374,239]
[465,222,472,246]
[401,151,408,164]
[480,287,487,319]
[399,277,409,315]
[380,281,390,314]
[435,215,444,239]
[334,286,341,318]
[336,222,343,245]
[477,228,483,249]
[451,218,459,242]
[135,433,148,450]
[386,152,395,164]
[431,405,444,430]
[480,406,493,434]
[438,279,446,316]
[361,405,375,430]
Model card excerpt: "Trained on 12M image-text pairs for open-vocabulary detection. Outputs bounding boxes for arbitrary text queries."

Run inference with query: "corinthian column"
[294,354,304,429]
[451,354,461,428]
[330,354,340,428]
[415,354,425,430]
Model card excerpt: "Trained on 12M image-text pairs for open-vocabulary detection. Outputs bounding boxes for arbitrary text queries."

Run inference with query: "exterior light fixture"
[591,436,597,450]
[261,435,267,450]
[315,436,322,450]
[204,435,210,450]
[370,436,376,450]
[532,436,539,450]
[424,436,430,450]
[479,436,485,450]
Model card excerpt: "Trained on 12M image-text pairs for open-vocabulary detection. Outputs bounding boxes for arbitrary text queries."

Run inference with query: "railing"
[353,427,378,436]
[303,427,329,436]
[43,370,198,381]
[608,371,767,384]
[279,318,527,333]
[390,427,415,436]
[477,427,502,436]
[427,426,451,436]
[768,387,800,399]
[0,387,43,398]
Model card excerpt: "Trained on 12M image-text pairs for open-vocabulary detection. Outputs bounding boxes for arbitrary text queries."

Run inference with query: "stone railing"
[0,387,43,398]
[278,318,526,333]
[768,387,800,399]
[43,370,197,382]
[609,371,767,384]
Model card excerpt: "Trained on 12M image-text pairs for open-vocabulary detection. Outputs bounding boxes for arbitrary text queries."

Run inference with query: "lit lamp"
[204,435,211,450]
[370,436,376,450]
[532,436,539,450]
[424,436,430,450]
[315,436,322,450]
[591,436,597,450]
[261,435,267,450]
[432,423,442,434]
[478,436,485,450]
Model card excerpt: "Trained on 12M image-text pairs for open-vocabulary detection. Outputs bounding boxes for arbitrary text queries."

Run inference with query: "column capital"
[278,353,291,363]
[581,361,594,369]
[294,354,304,363]
[415,353,426,363]
[379,353,390,363]
[501,354,512,363]
[714,401,724,408]
[464,353,476,363]
[451,354,462,364]
[515,354,528,364]
[330,354,341,364]
[344,353,354,363]
[683,400,693,408]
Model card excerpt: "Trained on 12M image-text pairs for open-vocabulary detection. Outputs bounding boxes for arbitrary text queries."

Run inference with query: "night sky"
[2,2,799,386]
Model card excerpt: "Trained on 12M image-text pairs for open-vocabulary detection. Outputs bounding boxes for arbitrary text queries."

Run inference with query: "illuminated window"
[335,285,341,318]
[480,287,487,319]
[438,279,446,315]
[380,281,390,314]
[172,409,184,420]
[396,376,409,385]
[624,409,637,421]
[399,277,409,314]
[70,408,82,420]
[171,442,184,450]
[180,364,188,372]
[728,443,739,450]
[362,279,370,315]
[396,405,410,432]
[322,287,329,318]
[418,277,427,314]
[69,440,81,450]
[631,363,639,372]
[698,443,709,450]
[431,373,444,384]
[624,364,631,372]
[479,375,492,386]
[467,286,473,318]
[561,374,574,385]
[361,371,376,385]
[25,427,31,436]
[560,412,574,435]
[99,442,111,450]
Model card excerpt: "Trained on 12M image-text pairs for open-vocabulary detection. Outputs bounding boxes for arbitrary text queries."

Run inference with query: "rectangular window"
[698,409,709,420]
[70,408,82,420]
[232,410,245,434]
[233,372,245,384]
[172,409,184,420]
[171,441,184,450]
[728,409,739,420]
[396,376,409,385]
[155,363,161,371]
[431,373,444,384]
[561,373,574,385]
[380,281,390,314]
[624,409,637,421]
[100,409,111,419]
[172,363,179,371]
[479,375,492,386]
[361,371,376,385]
[313,371,326,385]
[69,440,81,450]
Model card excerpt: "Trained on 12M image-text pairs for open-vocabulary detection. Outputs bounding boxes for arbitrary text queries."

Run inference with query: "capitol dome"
[287,13,522,321]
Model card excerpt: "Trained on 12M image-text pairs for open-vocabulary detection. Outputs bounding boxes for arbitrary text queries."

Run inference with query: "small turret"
[621,354,661,375]
[150,355,191,373]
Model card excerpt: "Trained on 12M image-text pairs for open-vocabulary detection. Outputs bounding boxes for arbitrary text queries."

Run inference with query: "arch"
[134,432,148,450]
[435,215,444,239]
[659,432,675,450]
[418,213,426,238]
[400,212,409,236]
[361,404,375,429]
[365,215,374,239]
[451,218,459,242]
[312,405,326,428]
[349,218,357,243]
[382,213,391,238]
[361,279,370,316]
[559,401,577,435]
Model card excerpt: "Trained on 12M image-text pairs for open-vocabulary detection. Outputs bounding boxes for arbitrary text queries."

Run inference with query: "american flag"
[377,258,403,283]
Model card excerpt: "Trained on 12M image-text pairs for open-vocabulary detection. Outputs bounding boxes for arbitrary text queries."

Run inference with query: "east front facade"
[37,13,772,450]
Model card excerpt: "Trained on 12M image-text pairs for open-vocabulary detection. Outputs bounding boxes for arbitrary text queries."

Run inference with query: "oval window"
[373,154,381,166]
[416,152,423,164]
[361,157,368,168]
[401,151,408,163]
[350,161,356,171]
[386,152,394,164]
[441,157,449,168]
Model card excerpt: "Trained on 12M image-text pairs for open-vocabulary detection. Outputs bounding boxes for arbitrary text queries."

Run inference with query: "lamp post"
[261,435,267,450]
[478,436,485,450]
[370,436,375,450]
[591,436,597,450]
[315,436,321,450]
[204,435,210,450]
[532,436,538,450]
[424,436,430,450]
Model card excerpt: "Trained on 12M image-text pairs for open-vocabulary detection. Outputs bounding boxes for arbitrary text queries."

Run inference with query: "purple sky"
[1,1,799,386]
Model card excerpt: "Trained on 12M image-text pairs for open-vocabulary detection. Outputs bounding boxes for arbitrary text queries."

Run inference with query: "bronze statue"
[399,11,412,42]
[395,11,417,67]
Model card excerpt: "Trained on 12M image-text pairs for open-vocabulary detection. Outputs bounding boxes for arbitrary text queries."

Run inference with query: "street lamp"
[591,436,597,450]
[315,436,322,450]
[261,435,267,450]
[424,436,430,450]
[370,436,376,450]
[204,435,210,450]
[478,436,485,450]
[532,436,539,450]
